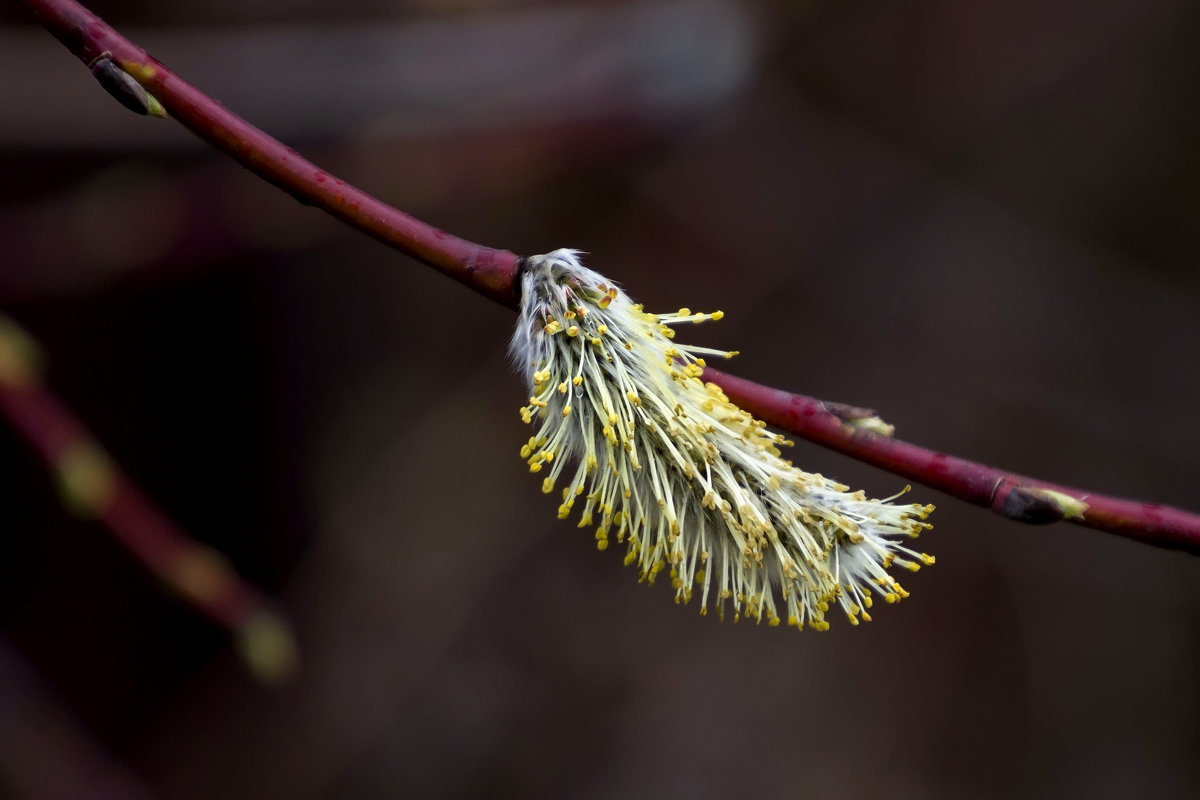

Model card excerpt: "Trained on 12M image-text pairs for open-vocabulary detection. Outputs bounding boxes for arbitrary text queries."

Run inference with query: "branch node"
[89,54,167,118]
[0,317,43,387]
[236,610,300,685]
[1001,486,1089,525]
[56,442,118,517]
[825,401,895,436]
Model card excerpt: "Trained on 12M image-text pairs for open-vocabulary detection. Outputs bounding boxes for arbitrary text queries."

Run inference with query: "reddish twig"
[17,0,1200,554]
[0,318,297,683]
[18,0,520,308]
[703,368,1200,555]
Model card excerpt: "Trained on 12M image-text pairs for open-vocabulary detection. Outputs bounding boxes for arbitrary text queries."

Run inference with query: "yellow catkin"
[512,250,934,630]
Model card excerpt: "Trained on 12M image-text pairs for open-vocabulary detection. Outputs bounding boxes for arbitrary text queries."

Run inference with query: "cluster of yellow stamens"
[512,250,935,629]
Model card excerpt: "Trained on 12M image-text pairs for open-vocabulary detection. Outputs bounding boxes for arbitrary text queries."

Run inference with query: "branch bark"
[702,368,1200,555]
[16,0,1200,555]
[18,0,520,307]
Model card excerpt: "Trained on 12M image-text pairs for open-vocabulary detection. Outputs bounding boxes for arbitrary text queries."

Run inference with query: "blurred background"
[1,0,1198,797]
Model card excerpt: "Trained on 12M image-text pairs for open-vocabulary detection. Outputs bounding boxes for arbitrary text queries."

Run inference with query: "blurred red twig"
[0,318,297,683]
[17,0,1200,555]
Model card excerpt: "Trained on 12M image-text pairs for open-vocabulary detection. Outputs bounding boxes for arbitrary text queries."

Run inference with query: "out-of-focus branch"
[18,0,1200,555]
[0,317,297,683]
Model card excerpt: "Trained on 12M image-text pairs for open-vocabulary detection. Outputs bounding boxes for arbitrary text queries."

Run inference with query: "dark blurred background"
[1,0,1198,797]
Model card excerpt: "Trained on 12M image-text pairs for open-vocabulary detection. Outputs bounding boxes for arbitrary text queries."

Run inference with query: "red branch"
[18,0,520,308]
[0,321,296,683]
[17,0,1200,555]
[703,369,1200,555]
